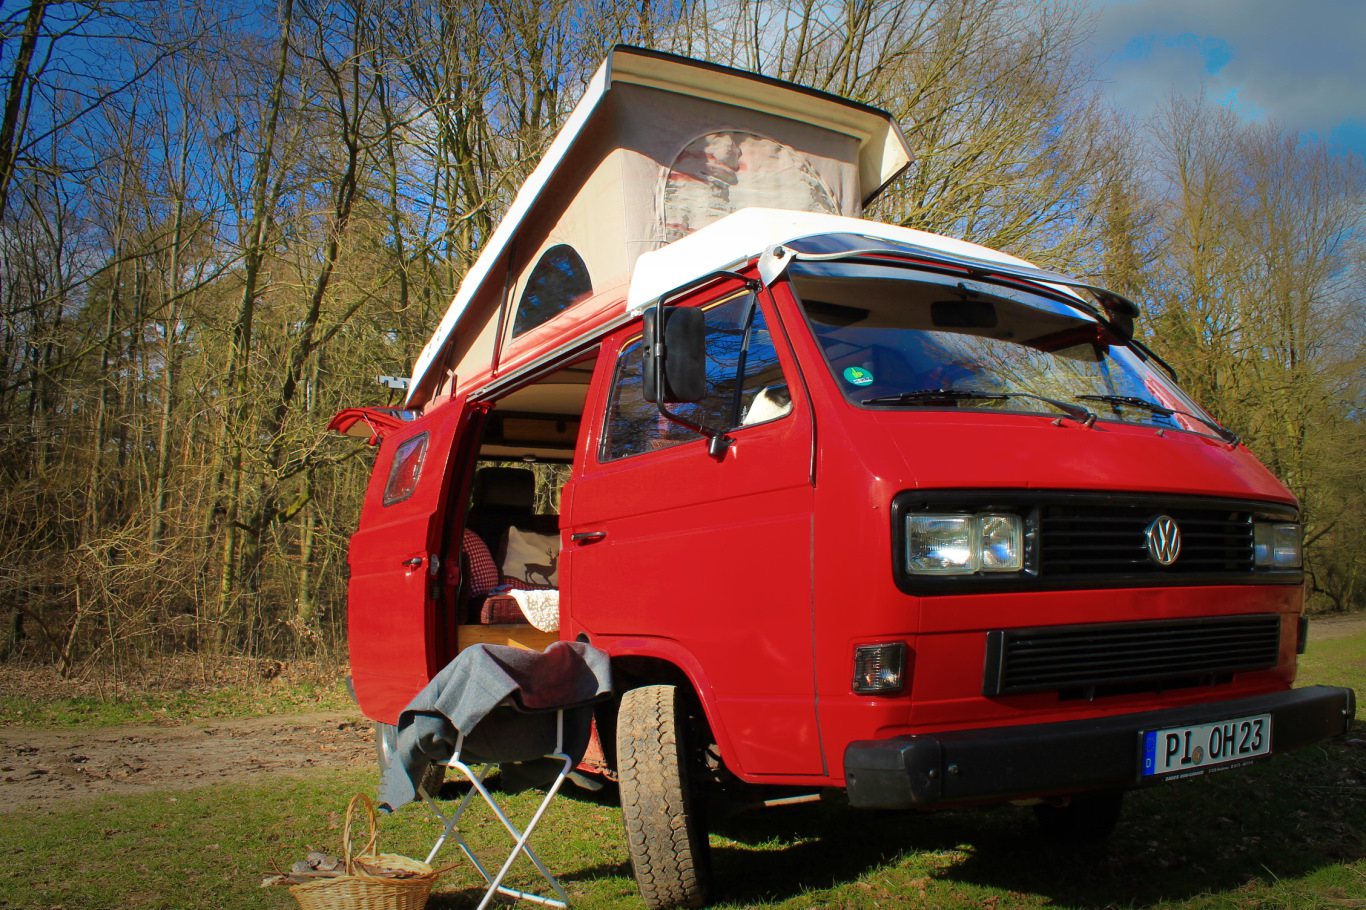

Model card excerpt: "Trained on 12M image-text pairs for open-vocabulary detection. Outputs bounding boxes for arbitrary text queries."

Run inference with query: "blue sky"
[1078,0,1366,159]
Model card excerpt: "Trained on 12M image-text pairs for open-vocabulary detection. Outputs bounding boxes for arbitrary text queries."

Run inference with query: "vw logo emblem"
[1145,515,1182,566]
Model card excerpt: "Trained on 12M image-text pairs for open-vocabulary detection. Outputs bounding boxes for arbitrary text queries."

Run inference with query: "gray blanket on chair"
[378,641,612,811]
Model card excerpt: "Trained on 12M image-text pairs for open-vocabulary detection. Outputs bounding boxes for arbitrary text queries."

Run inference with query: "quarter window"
[383,433,428,505]
[513,244,592,337]
[601,293,791,461]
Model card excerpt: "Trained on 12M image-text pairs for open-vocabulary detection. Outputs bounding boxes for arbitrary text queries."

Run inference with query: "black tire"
[374,721,446,796]
[1033,790,1124,841]
[617,685,711,909]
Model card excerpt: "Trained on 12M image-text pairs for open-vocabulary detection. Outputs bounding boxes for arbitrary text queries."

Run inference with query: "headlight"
[907,513,1023,575]
[979,514,1023,571]
[1254,522,1302,568]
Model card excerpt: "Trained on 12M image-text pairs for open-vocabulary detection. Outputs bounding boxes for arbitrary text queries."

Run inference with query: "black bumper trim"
[843,685,1355,810]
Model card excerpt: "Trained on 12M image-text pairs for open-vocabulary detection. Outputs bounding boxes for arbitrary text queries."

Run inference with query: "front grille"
[983,614,1281,696]
[892,491,1301,594]
[1039,503,1254,576]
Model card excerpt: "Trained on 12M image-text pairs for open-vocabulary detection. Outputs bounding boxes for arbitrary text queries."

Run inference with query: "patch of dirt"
[0,711,375,813]
[1307,611,1366,641]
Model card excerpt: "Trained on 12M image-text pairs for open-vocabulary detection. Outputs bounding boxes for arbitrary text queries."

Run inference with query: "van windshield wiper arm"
[1074,394,1174,416]
[864,388,1096,425]
[1074,394,1239,444]
[863,388,1004,405]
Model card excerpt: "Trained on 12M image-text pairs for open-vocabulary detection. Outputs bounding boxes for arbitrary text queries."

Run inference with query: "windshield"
[789,260,1220,436]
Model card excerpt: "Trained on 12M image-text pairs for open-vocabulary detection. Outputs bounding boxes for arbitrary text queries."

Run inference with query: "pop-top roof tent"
[404,45,913,410]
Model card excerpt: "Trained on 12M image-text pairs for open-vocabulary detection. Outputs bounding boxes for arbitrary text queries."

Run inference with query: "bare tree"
[1143,96,1366,612]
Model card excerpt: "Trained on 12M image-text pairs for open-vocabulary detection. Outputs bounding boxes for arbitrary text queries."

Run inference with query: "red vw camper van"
[333,47,1355,909]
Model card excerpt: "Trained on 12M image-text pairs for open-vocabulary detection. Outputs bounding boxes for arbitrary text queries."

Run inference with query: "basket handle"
[341,793,381,874]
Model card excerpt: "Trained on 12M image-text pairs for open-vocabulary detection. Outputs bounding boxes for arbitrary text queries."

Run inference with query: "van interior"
[440,354,597,659]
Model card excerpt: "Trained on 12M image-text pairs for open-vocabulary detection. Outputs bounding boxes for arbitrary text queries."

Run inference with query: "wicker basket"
[290,794,439,910]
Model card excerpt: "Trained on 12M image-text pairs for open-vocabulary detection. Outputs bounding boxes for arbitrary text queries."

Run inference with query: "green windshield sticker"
[843,366,874,386]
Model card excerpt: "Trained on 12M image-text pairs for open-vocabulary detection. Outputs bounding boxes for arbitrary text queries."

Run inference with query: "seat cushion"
[502,526,560,586]
[462,529,501,596]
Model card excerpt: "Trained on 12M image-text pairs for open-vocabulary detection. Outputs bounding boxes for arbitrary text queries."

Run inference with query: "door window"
[601,293,791,461]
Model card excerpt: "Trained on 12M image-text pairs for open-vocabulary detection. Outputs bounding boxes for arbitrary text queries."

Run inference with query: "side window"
[383,433,428,505]
[601,293,791,461]
[513,244,592,338]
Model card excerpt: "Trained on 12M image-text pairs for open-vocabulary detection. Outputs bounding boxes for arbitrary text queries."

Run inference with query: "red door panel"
[567,299,823,779]
[346,395,476,723]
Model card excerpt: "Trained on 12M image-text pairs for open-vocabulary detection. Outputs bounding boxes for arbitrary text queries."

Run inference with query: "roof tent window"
[513,244,593,337]
[663,131,838,242]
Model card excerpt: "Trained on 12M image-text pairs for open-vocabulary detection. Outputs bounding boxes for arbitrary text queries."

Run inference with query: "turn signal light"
[853,643,907,695]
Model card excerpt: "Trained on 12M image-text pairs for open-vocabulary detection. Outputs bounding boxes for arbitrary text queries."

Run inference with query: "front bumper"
[844,685,1355,810]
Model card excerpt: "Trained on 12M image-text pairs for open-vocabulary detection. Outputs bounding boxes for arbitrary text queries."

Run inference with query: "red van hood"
[861,412,1294,504]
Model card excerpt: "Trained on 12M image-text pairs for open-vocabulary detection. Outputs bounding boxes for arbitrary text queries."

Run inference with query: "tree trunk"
[0,0,49,221]
[214,0,296,649]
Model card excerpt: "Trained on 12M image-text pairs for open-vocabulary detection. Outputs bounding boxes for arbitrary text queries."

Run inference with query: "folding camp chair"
[378,641,612,910]
[420,705,579,909]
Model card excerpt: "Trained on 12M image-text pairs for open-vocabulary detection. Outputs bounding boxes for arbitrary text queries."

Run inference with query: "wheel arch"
[595,636,737,776]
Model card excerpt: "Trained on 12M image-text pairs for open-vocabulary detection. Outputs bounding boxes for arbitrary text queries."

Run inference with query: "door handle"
[571,531,607,543]
[401,556,424,568]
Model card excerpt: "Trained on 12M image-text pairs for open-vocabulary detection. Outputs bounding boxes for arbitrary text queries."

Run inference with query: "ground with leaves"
[0,711,371,813]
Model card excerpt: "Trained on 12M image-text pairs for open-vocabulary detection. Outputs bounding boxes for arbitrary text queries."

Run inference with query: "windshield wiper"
[1074,394,1239,444]
[864,388,1096,425]
[863,388,1004,405]
[1075,394,1174,416]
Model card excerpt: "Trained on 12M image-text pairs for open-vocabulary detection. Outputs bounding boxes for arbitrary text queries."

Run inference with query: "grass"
[0,657,354,727]
[0,627,1361,909]
[1298,629,1366,715]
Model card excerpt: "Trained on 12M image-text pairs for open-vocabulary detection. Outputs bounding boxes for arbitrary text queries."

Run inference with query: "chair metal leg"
[467,752,572,909]
[421,760,487,869]
[423,712,574,909]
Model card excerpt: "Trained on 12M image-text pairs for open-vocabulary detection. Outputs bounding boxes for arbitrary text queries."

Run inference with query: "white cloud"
[1080,0,1366,154]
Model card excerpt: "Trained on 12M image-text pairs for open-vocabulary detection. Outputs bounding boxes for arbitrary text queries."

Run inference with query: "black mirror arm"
[727,292,760,428]
[1129,337,1179,382]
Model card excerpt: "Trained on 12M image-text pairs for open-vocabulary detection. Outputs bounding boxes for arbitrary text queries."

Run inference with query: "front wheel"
[617,685,711,909]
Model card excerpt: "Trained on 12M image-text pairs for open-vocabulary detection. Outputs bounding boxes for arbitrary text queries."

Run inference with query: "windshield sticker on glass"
[844,366,875,386]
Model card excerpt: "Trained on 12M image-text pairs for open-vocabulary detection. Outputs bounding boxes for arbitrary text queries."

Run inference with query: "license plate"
[1141,714,1272,778]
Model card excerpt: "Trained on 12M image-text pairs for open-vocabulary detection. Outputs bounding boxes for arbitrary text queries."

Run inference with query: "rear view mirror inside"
[932,299,998,328]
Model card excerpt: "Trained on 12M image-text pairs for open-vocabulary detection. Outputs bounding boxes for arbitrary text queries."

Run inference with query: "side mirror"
[643,306,706,403]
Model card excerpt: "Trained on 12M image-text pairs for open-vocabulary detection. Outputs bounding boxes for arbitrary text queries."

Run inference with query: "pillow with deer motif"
[502,526,560,587]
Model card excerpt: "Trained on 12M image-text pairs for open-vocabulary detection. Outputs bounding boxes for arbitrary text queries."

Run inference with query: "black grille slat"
[1009,649,1277,675]
[1007,639,1277,663]
[1038,502,1253,577]
[1007,650,1277,673]
[985,615,1281,696]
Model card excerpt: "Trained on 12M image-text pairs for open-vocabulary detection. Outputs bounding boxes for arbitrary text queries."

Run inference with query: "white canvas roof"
[624,209,1040,313]
[405,46,912,408]
[621,207,1141,330]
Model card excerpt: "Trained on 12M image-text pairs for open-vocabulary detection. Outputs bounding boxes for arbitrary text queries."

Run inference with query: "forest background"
[0,0,1361,675]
